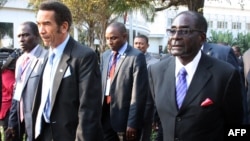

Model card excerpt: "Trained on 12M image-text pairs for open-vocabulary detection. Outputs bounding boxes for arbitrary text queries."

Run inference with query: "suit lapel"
[51,38,71,109]
[180,53,212,110]
[103,50,112,82]
[22,46,43,87]
[112,45,131,83]
[113,52,126,80]
[164,57,179,112]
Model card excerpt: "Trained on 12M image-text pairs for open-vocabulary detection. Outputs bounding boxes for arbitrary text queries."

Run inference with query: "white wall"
[0,0,36,49]
[147,38,162,53]
[147,10,168,53]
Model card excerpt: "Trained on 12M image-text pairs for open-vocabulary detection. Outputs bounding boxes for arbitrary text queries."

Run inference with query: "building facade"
[145,0,250,53]
[1,0,250,54]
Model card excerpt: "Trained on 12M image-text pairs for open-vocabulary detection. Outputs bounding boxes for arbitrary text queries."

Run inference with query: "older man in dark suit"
[148,11,243,141]
[33,1,103,141]
[100,22,148,141]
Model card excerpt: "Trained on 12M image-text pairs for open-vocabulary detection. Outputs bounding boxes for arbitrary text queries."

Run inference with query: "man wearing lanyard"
[100,22,148,141]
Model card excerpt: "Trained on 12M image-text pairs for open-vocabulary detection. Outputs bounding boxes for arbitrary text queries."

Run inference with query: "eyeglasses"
[166,28,204,36]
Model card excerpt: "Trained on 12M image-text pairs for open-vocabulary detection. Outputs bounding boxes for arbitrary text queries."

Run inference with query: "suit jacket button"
[176,117,181,122]
[175,137,180,141]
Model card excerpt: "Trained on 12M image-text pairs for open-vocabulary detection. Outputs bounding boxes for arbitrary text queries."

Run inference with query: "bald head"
[107,22,127,34]
[105,22,128,51]
[17,21,40,53]
[175,11,208,33]
[20,21,40,37]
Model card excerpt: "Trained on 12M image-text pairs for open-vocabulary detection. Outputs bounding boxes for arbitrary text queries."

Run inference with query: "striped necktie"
[106,51,118,104]
[176,67,187,109]
[43,53,55,122]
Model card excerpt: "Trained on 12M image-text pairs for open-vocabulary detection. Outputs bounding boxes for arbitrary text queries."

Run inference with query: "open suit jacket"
[100,45,148,132]
[8,45,48,141]
[33,37,103,141]
[148,52,243,141]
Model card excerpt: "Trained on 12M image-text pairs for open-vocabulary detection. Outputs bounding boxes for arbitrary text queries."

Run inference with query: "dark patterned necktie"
[109,51,118,80]
[106,51,118,104]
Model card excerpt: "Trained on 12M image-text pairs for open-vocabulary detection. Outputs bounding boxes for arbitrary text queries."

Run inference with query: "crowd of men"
[0,1,249,141]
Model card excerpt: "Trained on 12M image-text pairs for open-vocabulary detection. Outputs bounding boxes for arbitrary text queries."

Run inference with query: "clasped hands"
[5,127,16,141]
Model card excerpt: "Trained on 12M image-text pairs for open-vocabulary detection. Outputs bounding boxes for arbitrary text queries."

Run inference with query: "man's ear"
[123,33,127,39]
[61,21,69,33]
[200,32,207,45]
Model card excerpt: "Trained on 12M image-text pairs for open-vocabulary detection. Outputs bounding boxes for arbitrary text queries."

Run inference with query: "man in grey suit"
[6,21,48,141]
[33,1,103,141]
[100,22,148,141]
[148,11,243,141]
[133,34,158,141]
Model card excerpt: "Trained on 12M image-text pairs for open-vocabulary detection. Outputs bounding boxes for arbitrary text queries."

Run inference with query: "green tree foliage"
[233,33,250,53]
[208,30,233,45]
[156,0,205,13]
[62,0,106,50]
[208,30,250,53]
[28,0,154,52]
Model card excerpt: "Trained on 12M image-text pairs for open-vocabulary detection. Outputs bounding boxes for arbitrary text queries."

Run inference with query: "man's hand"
[152,121,159,131]
[5,127,16,141]
[126,127,137,141]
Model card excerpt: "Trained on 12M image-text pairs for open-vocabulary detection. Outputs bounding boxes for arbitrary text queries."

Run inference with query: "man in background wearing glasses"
[148,11,243,141]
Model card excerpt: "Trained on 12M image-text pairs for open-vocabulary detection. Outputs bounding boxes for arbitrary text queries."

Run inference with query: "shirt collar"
[111,42,128,56]
[23,44,39,58]
[49,34,70,56]
[175,50,201,78]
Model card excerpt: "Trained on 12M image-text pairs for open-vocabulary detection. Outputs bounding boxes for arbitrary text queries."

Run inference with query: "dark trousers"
[140,121,152,141]
[155,122,163,141]
[101,97,141,141]
[5,121,26,141]
[102,99,120,141]
[19,121,26,141]
[35,118,53,141]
